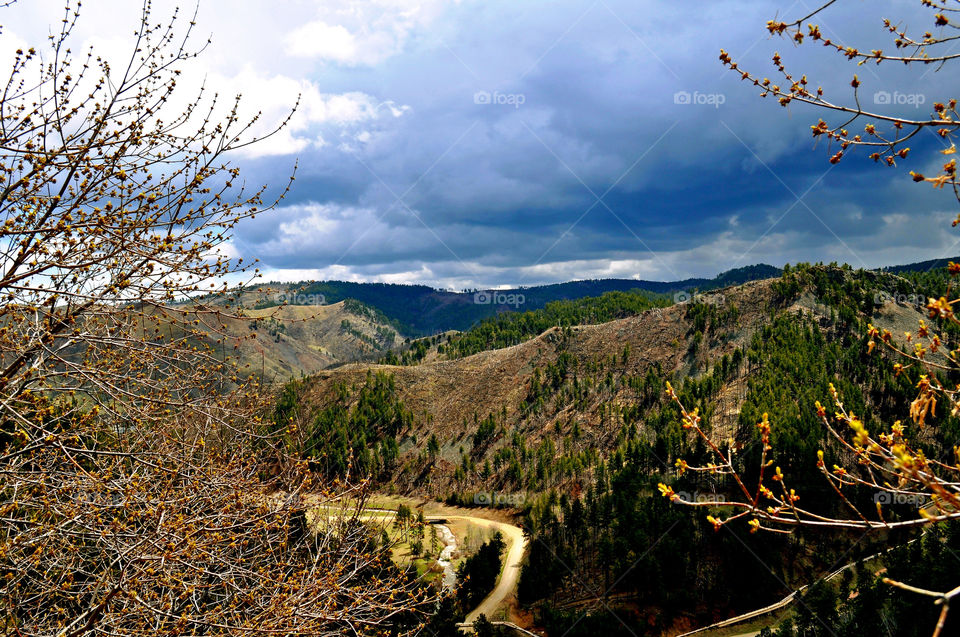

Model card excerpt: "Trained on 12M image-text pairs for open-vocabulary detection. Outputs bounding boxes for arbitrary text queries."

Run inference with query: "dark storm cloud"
[229,0,960,287]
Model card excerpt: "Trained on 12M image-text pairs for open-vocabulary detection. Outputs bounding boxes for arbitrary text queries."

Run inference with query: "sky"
[6,0,960,289]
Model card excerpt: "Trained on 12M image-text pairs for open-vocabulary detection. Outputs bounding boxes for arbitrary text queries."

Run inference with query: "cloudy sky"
[7,1,960,289]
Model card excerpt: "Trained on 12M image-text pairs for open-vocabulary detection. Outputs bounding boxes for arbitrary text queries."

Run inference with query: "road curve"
[320,505,527,623]
[434,515,527,624]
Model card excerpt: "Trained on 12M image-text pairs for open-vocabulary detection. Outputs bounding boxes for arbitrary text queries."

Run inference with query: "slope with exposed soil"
[146,300,404,383]
[298,280,767,495]
[294,270,933,498]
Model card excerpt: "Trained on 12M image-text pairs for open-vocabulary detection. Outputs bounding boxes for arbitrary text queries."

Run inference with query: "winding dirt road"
[436,515,527,623]
[321,505,527,622]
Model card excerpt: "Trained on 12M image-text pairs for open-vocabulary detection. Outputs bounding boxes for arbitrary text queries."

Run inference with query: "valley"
[258,262,960,636]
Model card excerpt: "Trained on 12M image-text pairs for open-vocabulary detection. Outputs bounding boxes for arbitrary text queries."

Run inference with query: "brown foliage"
[0,2,438,634]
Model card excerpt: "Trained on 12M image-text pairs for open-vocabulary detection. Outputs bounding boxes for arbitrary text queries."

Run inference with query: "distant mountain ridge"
[272,264,782,335]
[182,257,960,383]
[880,255,960,274]
[246,257,960,336]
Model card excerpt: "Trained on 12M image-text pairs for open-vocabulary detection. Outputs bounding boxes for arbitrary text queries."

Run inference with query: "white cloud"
[0,1,412,158]
[286,21,359,62]
[284,0,452,66]
[183,67,409,158]
[247,202,419,261]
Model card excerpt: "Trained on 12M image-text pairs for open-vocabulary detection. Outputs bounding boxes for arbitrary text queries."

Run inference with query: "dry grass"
[147,300,403,385]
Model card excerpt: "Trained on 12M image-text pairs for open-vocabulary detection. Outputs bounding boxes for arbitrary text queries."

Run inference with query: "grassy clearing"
[308,494,508,585]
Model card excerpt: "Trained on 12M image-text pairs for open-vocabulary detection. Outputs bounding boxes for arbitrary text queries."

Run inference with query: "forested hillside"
[185,259,943,380]
[274,262,960,634]
[379,289,670,364]
[383,259,953,364]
